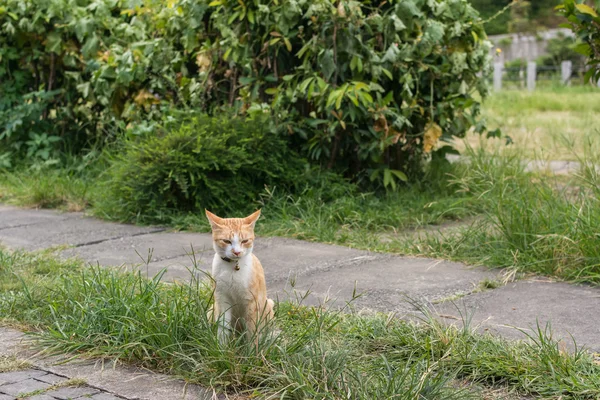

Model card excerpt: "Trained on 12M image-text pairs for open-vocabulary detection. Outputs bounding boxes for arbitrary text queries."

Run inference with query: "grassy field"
[455,86,600,161]
[1,248,599,399]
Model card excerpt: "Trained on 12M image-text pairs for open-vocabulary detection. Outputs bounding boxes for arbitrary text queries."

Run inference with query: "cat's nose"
[232,250,241,256]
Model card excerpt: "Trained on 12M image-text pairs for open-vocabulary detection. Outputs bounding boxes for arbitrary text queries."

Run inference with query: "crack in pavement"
[73,228,168,248]
[269,254,391,284]
[0,218,72,232]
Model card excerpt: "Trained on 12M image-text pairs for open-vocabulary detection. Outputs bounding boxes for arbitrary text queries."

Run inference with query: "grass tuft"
[0,355,32,373]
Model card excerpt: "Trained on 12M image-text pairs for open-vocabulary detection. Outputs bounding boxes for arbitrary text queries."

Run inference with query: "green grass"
[457,86,600,161]
[1,248,599,399]
[395,148,600,284]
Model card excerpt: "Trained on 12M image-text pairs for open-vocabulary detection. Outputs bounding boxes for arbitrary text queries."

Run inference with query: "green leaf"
[574,43,591,56]
[383,168,392,187]
[335,89,345,110]
[575,4,598,17]
[265,88,278,95]
[319,49,336,81]
[208,0,223,6]
[283,37,292,52]
[247,9,255,23]
[77,82,90,98]
[46,32,63,54]
[223,47,233,61]
[239,76,256,85]
[486,128,502,139]
[583,68,596,84]
[350,55,358,71]
[390,14,406,31]
[389,169,407,182]
[299,77,314,93]
[382,91,394,106]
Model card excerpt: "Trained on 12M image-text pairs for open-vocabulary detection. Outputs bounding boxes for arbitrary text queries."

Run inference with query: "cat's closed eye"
[241,239,249,244]
[221,239,231,244]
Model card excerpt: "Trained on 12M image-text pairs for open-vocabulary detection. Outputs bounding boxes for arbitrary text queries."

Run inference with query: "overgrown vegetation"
[1,248,599,399]
[95,112,307,218]
[399,147,600,284]
[0,0,495,192]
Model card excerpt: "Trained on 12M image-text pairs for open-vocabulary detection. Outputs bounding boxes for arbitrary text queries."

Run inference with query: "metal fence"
[493,61,600,91]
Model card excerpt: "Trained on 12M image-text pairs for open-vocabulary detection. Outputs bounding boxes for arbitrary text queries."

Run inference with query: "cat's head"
[205,209,261,260]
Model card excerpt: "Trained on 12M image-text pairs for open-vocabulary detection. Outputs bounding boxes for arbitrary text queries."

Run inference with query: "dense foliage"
[469,0,563,35]
[1,0,492,187]
[558,0,600,83]
[95,112,307,219]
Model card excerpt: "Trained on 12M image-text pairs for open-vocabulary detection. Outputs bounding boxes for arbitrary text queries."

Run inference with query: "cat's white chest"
[212,255,253,303]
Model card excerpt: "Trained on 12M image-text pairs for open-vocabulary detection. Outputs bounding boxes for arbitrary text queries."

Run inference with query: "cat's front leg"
[217,307,233,345]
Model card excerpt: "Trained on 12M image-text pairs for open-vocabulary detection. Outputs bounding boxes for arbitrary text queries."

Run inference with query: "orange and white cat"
[205,209,274,343]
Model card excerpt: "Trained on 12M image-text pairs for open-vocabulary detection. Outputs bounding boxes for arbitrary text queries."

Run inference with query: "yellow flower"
[423,122,442,153]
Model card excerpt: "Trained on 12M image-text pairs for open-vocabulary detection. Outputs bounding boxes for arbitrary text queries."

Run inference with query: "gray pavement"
[0,328,214,400]
[1,204,599,398]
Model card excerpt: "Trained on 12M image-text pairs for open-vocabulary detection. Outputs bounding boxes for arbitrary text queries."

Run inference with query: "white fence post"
[561,61,572,85]
[527,61,536,92]
[493,62,503,92]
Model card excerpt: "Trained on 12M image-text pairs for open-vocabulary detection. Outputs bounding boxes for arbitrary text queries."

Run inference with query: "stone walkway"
[1,204,599,399]
[0,368,123,400]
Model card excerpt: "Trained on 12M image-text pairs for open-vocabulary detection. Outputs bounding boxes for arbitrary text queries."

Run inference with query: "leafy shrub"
[154,0,492,182]
[557,0,600,83]
[2,0,493,186]
[0,0,129,161]
[95,113,306,221]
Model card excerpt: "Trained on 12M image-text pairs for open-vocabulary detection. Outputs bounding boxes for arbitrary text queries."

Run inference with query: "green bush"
[557,0,600,83]
[95,113,306,221]
[154,0,493,183]
[0,0,132,162]
[1,0,494,186]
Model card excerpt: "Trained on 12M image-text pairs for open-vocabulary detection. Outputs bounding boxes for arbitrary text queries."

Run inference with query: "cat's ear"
[205,209,225,229]
[243,209,261,229]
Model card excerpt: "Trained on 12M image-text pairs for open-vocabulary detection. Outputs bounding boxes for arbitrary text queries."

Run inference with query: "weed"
[0,355,31,373]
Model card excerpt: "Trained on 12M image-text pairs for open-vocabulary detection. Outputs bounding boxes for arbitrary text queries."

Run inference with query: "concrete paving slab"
[270,256,501,313]
[0,328,214,400]
[0,378,50,396]
[0,213,163,251]
[0,206,70,231]
[0,370,48,386]
[434,279,600,352]
[61,231,213,268]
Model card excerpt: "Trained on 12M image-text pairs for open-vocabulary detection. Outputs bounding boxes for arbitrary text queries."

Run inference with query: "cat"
[205,209,275,344]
